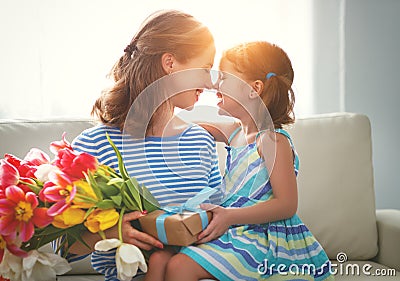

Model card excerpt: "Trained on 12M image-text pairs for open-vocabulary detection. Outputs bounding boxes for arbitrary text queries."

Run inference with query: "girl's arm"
[196,121,240,144]
[197,133,298,243]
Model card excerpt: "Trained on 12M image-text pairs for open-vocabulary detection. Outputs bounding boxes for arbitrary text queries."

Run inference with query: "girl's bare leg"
[165,253,215,281]
[144,249,174,281]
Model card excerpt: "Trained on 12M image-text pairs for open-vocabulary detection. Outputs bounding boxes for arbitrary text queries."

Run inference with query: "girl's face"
[217,60,253,118]
[169,44,216,110]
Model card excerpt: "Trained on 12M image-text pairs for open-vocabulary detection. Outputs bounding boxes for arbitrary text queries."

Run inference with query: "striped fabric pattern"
[52,123,222,279]
[181,129,333,280]
[71,124,222,206]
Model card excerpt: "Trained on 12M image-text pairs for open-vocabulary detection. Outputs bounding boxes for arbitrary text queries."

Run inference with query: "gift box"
[138,209,212,246]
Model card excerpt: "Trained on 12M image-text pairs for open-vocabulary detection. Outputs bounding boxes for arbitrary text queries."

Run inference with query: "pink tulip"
[40,172,76,216]
[4,154,36,179]
[0,159,19,187]
[54,148,98,180]
[23,148,50,166]
[50,132,72,155]
[0,233,28,262]
[1,157,39,194]
[0,160,19,198]
[0,185,52,242]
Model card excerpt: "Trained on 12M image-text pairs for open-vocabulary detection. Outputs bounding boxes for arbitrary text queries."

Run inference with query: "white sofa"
[1,112,399,280]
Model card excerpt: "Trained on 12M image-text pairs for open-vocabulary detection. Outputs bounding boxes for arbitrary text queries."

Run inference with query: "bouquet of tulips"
[0,133,159,281]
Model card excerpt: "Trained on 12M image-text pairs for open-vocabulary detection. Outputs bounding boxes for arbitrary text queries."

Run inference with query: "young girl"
[54,10,223,280]
[161,41,334,280]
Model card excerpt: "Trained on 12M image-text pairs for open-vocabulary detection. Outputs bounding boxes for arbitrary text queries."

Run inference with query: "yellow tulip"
[84,208,119,233]
[72,180,98,209]
[52,206,86,229]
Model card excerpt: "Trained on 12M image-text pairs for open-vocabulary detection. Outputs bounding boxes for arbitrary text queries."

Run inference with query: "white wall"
[312,0,400,209]
[0,0,314,119]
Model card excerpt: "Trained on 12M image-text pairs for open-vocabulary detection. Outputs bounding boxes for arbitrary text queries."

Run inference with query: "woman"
[57,9,222,280]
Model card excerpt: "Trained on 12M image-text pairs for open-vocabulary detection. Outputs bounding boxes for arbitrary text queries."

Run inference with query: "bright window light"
[0,0,313,119]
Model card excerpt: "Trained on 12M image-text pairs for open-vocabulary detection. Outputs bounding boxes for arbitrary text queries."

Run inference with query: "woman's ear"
[161,53,174,74]
[249,80,264,99]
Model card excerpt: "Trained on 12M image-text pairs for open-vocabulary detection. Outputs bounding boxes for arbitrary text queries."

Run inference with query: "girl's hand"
[122,211,164,250]
[196,204,232,244]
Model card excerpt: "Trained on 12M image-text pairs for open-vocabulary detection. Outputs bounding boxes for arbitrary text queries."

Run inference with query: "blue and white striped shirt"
[54,123,222,265]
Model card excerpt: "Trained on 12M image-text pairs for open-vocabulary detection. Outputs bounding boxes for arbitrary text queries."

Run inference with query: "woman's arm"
[69,211,164,256]
[197,133,298,243]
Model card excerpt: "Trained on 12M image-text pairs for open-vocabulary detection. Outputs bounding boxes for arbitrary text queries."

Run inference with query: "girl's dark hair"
[221,41,295,129]
[92,10,214,131]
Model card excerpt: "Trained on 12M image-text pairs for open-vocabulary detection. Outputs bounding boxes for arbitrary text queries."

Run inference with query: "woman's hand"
[196,204,232,244]
[122,211,164,250]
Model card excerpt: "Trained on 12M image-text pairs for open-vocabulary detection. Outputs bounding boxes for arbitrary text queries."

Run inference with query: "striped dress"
[181,128,333,281]
[53,123,222,280]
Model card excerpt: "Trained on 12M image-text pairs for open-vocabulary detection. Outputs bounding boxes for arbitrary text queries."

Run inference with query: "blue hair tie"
[266,72,276,79]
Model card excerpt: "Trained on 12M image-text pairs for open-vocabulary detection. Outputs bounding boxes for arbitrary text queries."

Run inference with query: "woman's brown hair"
[220,41,295,129]
[92,10,214,131]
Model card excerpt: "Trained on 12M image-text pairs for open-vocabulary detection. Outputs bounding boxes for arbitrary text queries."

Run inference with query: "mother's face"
[168,44,216,110]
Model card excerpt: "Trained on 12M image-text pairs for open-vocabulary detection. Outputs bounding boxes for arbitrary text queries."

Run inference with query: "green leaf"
[18,180,41,195]
[106,133,130,180]
[105,132,161,212]
[98,181,120,197]
[125,179,142,211]
[140,184,160,212]
[85,170,103,201]
[84,206,96,220]
[110,195,122,206]
[21,226,70,251]
[107,177,124,186]
[96,199,117,209]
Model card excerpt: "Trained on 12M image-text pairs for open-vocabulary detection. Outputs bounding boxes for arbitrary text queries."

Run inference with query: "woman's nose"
[211,74,222,90]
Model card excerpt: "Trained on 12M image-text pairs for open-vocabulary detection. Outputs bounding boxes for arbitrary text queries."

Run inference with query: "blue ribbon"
[155,187,217,244]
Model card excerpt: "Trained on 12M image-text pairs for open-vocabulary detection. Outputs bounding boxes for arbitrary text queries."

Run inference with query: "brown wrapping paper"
[138,209,212,246]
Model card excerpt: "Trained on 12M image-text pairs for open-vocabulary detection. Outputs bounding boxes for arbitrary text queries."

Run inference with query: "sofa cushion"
[0,119,94,158]
[288,112,378,260]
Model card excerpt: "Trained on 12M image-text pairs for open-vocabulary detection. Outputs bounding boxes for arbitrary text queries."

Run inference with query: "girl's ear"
[161,53,175,74]
[249,80,264,99]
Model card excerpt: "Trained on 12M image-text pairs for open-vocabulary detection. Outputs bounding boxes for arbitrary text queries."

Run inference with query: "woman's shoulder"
[78,124,121,138]
[72,124,122,146]
[185,123,216,140]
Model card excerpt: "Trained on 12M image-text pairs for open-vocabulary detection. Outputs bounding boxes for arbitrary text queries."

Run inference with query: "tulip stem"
[19,180,41,194]
[98,230,106,240]
[74,194,98,203]
[118,206,126,242]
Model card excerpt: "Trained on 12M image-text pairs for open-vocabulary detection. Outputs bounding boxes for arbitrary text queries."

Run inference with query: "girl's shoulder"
[255,129,293,159]
[256,129,299,171]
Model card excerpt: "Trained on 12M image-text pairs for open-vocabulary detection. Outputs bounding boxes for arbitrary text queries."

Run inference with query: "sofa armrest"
[373,209,400,271]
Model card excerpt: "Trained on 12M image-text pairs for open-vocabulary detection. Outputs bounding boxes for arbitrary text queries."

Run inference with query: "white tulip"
[34,164,60,182]
[95,238,147,281]
[0,250,23,281]
[0,249,71,281]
